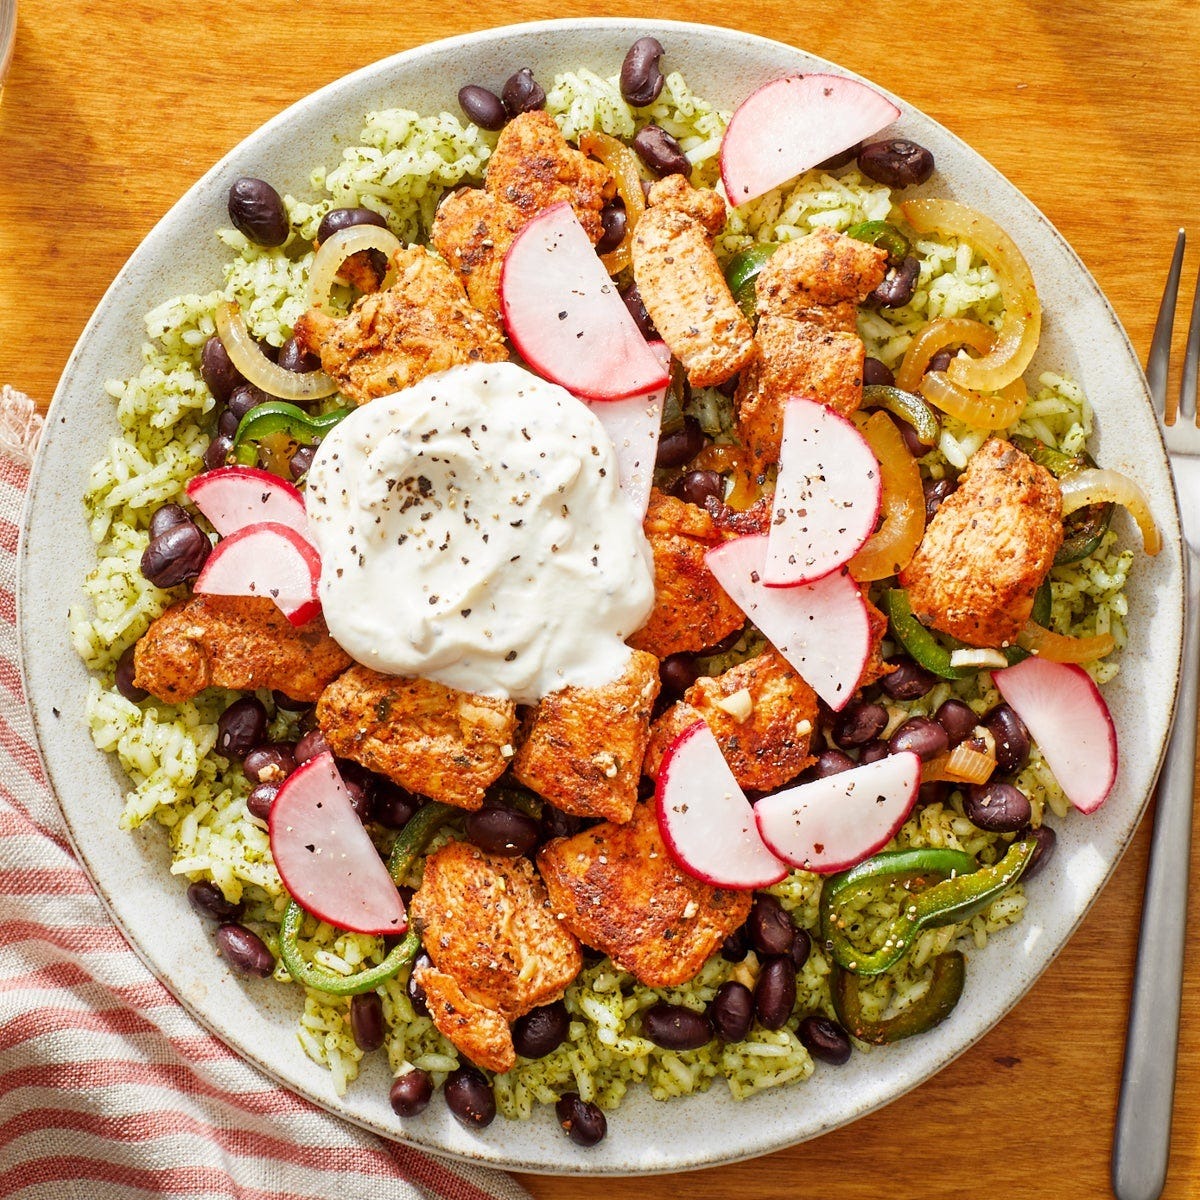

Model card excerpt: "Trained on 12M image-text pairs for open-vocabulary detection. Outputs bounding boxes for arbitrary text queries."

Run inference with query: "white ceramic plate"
[18,18,1185,1175]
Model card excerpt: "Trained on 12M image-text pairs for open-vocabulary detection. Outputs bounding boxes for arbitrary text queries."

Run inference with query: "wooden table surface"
[3,1,1198,1196]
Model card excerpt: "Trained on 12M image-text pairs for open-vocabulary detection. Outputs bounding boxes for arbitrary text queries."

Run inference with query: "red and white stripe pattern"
[0,389,528,1200]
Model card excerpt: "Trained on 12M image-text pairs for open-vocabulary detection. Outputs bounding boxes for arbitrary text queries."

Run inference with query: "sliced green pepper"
[278,899,419,995]
[386,800,456,886]
[821,838,1037,976]
[831,950,965,1043]
[846,220,911,266]
[861,384,940,447]
[724,243,779,318]
[233,401,354,459]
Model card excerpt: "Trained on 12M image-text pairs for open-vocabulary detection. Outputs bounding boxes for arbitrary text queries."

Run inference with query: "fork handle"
[1112,546,1200,1200]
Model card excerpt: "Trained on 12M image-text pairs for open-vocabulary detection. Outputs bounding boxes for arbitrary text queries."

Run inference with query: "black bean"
[140,520,212,588]
[287,446,315,480]
[927,348,955,374]
[620,36,666,106]
[390,1067,434,1118]
[457,84,508,131]
[888,716,949,762]
[964,782,1032,833]
[317,206,388,244]
[633,124,690,177]
[277,336,320,374]
[512,1001,570,1059]
[407,953,431,1017]
[228,177,290,247]
[832,700,888,749]
[215,922,274,977]
[293,728,330,765]
[465,806,540,857]
[337,759,376,823]
[216,697,268,760]
[114,644,147,703]
[227,382,271,420]
[871,254,921,308]
[862,356,895,388]
[350,991,386,1052]
[660,652,700,697]
[149,503,191,541]
[596,200,627,255]
[642,1001,713,1050]
[748,893,795,957]
[444,1065,496,1128]
[272,690,311,713]
[200,336,243,404]
[187,880,243,921]
[1020,823,1057,879]
[891,413,925,459]
[754,957,797,1030]
[246,782,278,824]
[655,415,705,468]
[374,780,419,830]
[857,139,936,189]
[708,981,754,1043]
[918,780,951,808]
[858,739,890,765]
[620,283,659,340]
[670,469,723,508]
[813,749,856,779]
[501,68,545,116]
[934,699,978,747]
[720,925,750,963]
[243,743,296,785]
[983,703,1032,774]
[880,658,937,701]
[203,434,234,472]
[555,1093,607,1147]
[923,476,956,522]
[217,408,240,438]
[798,1014,852,1064]
[538,803,583,844]
[789,928,812,971]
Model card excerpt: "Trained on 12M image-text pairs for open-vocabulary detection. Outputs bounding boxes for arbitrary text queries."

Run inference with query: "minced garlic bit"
[948,647,1010,669]
[713,687,754,722]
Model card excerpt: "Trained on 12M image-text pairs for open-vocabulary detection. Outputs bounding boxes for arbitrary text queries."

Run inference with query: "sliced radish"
[993,657,1118,813]
[705,534,870,710]
[186,465,309,539]
[269,752,407,935]
[764,397,882,586]
[194,520,321,626]
[656,720,788,889]
[720,74,901,207]
[585,342,671,517]
[500,202,670,401]
[754,751,921,874]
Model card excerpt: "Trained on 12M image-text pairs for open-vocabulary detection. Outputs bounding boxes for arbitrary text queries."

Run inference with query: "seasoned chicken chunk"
[626,489,745,659]
[899,438,1063,647]
[132,594,350,704]
[512,649,660,824]
[316,666,516,810]
[644,647,818,792]
[411,840,582,1071]
[632,182,755,388]
[753,227,890,315]
[429,188,523,327]
[645,173,726,235]
[291,246,506,403]
[859,590,895,689]
[537,802,751,987]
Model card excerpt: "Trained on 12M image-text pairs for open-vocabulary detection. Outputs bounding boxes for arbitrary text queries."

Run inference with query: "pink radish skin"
[186,466,309,539]
[754,751,921,874]
[500,202,670,401]
[656,720,788,889]
[268,752,407,935]
[705,534,870,711]
[764,397,882,586]
[720,73,901,207]
[194,520,321,626]
[585,342,671,517]
[993,657,1118,813]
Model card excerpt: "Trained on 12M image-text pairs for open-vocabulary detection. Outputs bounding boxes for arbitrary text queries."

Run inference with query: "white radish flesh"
[187,466,309,539]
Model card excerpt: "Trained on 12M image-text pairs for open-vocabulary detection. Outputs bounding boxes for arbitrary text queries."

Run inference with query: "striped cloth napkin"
[0,386,529,1200]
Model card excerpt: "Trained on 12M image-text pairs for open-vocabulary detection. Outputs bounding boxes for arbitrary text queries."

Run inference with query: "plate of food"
[19,17,1185,1174]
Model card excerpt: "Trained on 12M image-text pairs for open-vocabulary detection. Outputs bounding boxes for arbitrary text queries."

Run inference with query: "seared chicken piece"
[316,666,516,810]
[512,649,660,824]
[626,489,745,660]
[431,111,614,325]
[291,246,506,403]
[736,227,888,469]
[631,179,755,388]
[899,438,1063,648]
[859,590,896,689]
[537,801,751,987]
[411,840,582,1072]
[132,594,350,704]
[643,647,818,792]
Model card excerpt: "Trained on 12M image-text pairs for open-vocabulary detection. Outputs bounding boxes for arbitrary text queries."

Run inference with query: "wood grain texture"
[2,1,1198,1196]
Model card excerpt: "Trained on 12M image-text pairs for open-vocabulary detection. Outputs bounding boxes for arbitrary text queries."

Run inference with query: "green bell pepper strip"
[724,243,779,319]
[861,384,940,447]
[1011,436,1114,564]
[846,220,911,266]
[831,950,966,1043]
[386,801,456,886]
[821,838,1038,976]
[278,900,420,995]
[233,401,354,454]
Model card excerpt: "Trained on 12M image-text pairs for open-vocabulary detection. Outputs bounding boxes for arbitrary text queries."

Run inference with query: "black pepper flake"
[504,650,518,662]
[461,608,472,617]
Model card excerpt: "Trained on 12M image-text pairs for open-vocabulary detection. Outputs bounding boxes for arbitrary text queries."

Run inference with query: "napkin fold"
[0,386,529,1200]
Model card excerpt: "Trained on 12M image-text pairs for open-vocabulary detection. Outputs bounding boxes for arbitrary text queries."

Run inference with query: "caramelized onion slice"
[580,129,646,276]
[214,300,339,404]
[307,225,403,309]
[848,411,925,581]
[1016,621,1117,663]
[895,317,996,394]
[1059,467,1161,555]
[920,370,1028,431]
[923,744,997,785]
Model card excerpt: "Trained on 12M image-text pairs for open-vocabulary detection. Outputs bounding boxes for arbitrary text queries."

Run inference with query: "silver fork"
[1112,229,1200,1200]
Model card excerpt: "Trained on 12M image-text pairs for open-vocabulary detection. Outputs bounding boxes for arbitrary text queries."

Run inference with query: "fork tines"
[1149,228,1200,425]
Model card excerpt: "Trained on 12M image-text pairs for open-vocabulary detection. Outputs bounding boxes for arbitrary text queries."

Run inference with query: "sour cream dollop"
[305,362,656,704]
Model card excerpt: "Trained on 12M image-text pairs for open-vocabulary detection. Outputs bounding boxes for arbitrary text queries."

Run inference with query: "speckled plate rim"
[18,17,1186,1176]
